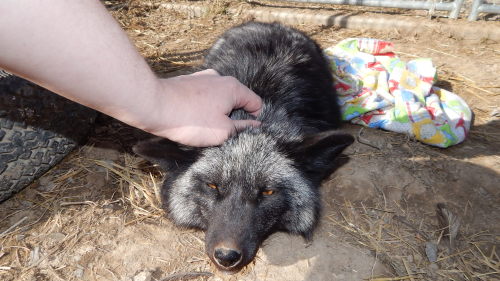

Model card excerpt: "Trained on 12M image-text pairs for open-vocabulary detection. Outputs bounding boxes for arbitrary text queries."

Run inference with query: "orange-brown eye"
[262,190,274,196]
[207,183,218,190]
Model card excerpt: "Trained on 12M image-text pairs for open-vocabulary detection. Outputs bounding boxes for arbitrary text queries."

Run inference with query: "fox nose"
[213,248,242,268]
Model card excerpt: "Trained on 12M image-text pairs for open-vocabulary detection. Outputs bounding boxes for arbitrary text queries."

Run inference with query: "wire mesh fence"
[276,0,499,20]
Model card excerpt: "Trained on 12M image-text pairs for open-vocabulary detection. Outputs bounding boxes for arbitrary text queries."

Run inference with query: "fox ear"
[133,138,201,171]
[286,131,354,184]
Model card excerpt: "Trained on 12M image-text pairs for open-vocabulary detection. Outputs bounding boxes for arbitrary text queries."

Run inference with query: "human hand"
[0,1,262,148]
[145,69,262,147]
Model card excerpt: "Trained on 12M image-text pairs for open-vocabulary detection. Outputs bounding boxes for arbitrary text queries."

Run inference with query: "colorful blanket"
[324,38,472,148]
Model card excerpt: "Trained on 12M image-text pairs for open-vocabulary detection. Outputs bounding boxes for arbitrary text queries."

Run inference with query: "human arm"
[0,0,261,147]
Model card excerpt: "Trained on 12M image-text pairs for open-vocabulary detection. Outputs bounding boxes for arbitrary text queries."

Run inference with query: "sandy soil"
[1,1,499,280]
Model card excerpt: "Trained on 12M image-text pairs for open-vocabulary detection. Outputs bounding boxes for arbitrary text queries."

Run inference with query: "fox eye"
[207,183,218,190]
[262,189,274,196]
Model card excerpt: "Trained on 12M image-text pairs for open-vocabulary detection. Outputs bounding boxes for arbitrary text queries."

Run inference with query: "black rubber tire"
[0,72,97,202]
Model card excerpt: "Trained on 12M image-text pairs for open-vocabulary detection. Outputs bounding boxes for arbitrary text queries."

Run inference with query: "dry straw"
[328,200,499,280]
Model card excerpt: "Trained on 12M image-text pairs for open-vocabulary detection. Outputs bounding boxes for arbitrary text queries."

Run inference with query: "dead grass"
[326,200,499,280]
[94,155,164,223]
[0,145,168,280]
[1,1,499,280]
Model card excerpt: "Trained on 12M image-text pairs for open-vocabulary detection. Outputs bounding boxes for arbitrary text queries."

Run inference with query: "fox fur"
[133,22,354,271]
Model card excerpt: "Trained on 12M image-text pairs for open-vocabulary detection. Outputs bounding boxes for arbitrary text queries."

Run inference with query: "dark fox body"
[204,22,341,132]
[134,22,353,271]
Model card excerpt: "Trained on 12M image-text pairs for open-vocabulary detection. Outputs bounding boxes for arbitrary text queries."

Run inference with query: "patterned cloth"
[324,38,472,148]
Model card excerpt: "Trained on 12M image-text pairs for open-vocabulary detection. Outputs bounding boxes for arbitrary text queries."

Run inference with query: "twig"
[479,85,500,88]
[365,207,395,213]
[392,215,429,241]
[160,271,214,281]
[60,201,97,207]
[436,249,471,262]
[394,51,419,58]
[0,216,28,238]
[371,251,379,280]
[452,73,497,95]
[357,127,382,150]
[402,258,415,281]
[426,47,459,58]
[368,276,421,281]
[469,84,499,96]
[463,88,489,103]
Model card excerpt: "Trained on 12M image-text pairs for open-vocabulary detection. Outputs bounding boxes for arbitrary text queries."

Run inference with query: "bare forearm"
[0,0,262,147]
[0,0,159,130]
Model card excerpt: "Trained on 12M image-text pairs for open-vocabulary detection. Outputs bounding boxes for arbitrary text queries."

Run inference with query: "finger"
[190,69,220,76]
[232,87,263,117]
[231,119,261,133]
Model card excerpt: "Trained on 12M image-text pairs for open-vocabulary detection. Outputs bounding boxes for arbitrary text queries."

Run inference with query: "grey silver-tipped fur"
[134,22,354,271]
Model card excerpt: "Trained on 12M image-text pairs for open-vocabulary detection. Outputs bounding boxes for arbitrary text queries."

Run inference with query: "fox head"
[133,129,353,271]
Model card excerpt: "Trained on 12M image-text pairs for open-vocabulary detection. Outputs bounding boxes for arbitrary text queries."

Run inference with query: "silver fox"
[134,22,354,271]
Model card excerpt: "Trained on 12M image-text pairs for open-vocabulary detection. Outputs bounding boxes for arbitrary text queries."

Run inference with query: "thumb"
[231,119,261,133]
[231,85,262,117]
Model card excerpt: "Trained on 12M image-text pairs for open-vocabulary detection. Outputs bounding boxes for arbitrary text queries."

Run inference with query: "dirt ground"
[1,1,499,280]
